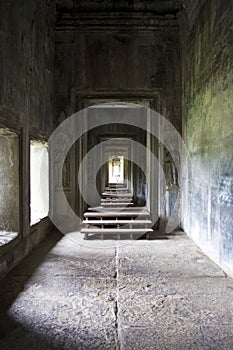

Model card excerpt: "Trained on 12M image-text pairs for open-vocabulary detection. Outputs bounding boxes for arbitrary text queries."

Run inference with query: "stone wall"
[54,9,182,223]
[0,0,55,279]
[0,130,19,232]
[180,0,233,277]
[55,22,181,128]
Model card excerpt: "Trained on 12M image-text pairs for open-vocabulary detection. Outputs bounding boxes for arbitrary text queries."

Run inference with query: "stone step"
[82,184,151,240]
[108,183,126,187]
[82,219,152,225]
[101,200,133,204]
[101,203,134,207]
[102,192,133,198]
[88,206,147,212]
[84,211,150,218]
[105,188,129,192]
[101,198,133,202]
[102,202,134,206]
[81,228,153,240]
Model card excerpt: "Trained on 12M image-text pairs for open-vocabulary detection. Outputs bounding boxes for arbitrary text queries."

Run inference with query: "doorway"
[108,155,124,184]
[74,98,160,228]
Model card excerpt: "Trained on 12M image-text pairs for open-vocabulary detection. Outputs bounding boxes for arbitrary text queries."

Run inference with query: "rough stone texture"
[56,1,186,14]
[179,0,233,278]
[0,130,19,232]
[0,232,18,247]
[0,0,55,278]
[0,218,52,280]
[55,12,181,126]
[54,3,182,228]
[0,0,232,315]
[0,0,55,134]
[0,230,232,349]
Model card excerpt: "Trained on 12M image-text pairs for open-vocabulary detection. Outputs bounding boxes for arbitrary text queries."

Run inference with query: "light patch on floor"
[0,231,232,349]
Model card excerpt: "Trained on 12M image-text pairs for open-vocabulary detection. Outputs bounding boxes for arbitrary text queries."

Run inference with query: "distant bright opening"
[108,155,124,183]
[30,140,49,225]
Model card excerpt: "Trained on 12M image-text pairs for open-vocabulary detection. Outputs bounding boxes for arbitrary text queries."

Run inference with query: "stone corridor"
[0,231,232,350]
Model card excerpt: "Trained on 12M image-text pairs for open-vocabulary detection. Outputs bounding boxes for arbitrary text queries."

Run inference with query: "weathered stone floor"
[0,230,233,349]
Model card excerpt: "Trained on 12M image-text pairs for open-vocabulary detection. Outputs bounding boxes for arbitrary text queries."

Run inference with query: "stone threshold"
[0,231,18,247]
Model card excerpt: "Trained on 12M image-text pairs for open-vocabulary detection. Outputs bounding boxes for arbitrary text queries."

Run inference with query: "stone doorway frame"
[71,89,162,228]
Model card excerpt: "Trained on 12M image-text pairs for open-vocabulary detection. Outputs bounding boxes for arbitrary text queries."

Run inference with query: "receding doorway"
[98,137,133,196]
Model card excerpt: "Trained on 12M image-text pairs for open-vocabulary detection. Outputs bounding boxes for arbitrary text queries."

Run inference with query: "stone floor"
[0,230,233,349]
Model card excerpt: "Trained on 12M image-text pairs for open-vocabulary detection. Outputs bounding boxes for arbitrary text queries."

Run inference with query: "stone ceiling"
[55,0,205,33]
[55,0,191,32]
[56,1,186,15]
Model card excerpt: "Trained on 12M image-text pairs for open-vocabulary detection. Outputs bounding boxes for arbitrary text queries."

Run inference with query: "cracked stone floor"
[0,230,233,349]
